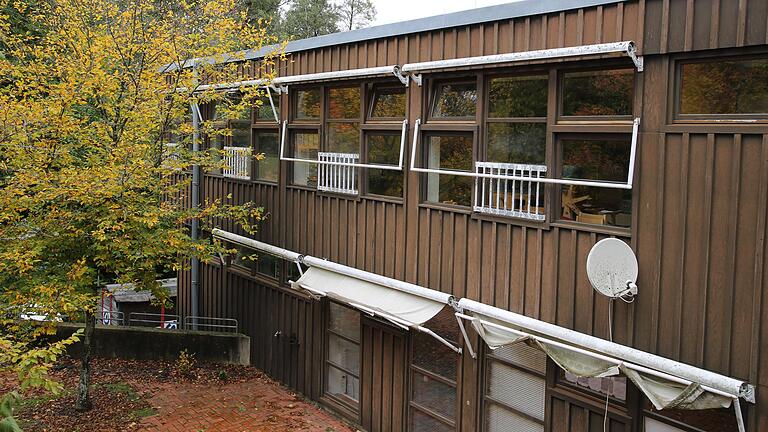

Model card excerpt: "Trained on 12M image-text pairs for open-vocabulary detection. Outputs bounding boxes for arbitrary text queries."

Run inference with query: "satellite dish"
[586,238,638,300]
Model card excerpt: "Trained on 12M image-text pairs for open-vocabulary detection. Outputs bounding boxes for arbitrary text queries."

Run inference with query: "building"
[175,0,768,430]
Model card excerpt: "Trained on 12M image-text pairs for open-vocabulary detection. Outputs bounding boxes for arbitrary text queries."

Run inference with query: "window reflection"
[328,87,361,119]
[426,135,473,206]
[680,58,768,115]
[366,134,403,198]
[295,89,321,119]
[255,131,279,182]
[325,303,360,408]
[560,138,632,227]
[486,123,546,165]
[370,87,406,118]
[292,132,319,186]
[562,69,634,116]
[431,82,477,118]
[488,76,548,118]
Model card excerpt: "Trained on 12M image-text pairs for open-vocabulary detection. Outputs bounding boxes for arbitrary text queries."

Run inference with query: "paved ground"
[138,378,356,432]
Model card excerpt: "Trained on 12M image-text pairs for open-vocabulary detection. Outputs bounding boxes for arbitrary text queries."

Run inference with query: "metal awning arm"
[455,312,476,359]
[266,86,279,124]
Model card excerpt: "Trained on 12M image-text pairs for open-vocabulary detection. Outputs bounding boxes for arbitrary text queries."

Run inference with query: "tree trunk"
[75,310,95,411]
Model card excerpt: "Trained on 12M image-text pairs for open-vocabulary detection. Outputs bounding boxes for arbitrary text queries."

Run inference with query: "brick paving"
[137,378,356,432]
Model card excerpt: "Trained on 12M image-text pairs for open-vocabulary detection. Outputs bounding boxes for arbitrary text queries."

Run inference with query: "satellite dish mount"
[586,238,639,302]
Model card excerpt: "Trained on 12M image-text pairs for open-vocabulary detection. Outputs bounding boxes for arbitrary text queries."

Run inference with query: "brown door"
[360,317,408,432]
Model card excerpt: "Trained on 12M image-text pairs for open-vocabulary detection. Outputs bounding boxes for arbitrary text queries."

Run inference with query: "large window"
[325,302,361,410]
[678,57,768,117]
[288,83,406,198]
[482,343,547,432]
[559,137,632,227]
[409,308,459,432]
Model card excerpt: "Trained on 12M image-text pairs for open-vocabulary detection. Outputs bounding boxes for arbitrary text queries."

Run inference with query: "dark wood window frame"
[252,94,282,184]
[287,81,408,201]
[551,132,634,235]
[321,300,363,420]
[672,52,768,123]
[479,343,548,431]
[417,66,638,235]
[407,327,460,431]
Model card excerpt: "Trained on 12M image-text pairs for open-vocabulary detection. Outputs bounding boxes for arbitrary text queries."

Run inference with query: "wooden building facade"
[176,0,768,430]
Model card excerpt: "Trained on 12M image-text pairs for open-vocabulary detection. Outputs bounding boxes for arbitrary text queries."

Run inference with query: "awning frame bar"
[399,41,643,87]
[280,120,408,171]
[457,312,745,432]
[410,118,640,190]
[457,298,754,403]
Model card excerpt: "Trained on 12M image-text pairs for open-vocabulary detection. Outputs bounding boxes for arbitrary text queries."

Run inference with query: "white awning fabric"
[294,267,445,326]
[457,298,753,420]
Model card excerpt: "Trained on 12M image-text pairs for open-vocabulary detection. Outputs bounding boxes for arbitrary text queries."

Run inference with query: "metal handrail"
[184,316,238,333]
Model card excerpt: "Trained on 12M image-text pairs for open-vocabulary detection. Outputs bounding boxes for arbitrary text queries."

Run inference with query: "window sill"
[551,220,631,237]
[470,211,550,229]
[319,395,360,424]
[361,194,404,205]
[418,202,473,215]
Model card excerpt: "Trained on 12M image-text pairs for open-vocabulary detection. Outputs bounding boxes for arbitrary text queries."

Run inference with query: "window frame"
[552,132,634,235]
[322,300,362,417]
[407,312,460,432]
[361,130,405,201]
[557,66,637,122]
[479,343,548,432]
[673,52,768,123]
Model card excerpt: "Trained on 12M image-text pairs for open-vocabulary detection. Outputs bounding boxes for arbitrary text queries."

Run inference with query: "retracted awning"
[211,229,460,353]
[456,298,753,432]
[295,267,445,326]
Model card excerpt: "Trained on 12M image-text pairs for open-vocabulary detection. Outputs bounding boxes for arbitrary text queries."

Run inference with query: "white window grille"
[223,146,252,180]
[474,162,547,221]
[317,152,359,195]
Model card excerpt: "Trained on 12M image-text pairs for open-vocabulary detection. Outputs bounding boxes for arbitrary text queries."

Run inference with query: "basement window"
[325,302,361,410]
[482,343,546,432]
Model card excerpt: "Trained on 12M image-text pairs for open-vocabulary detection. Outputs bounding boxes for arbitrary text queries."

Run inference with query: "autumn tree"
[336,0,375,31]
[0,0,283,412]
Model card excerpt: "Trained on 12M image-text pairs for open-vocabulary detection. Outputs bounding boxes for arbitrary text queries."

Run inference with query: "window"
[678,57,768,116]
[366,133,403,197]
[362,85,406,199]
[431,82,477,118]
[425,134,473,206]
[209,95,253,179]
[561,371,627,402]
[369,87,407,118]
[231,245,256,272]
[644,403,741,432]
[561,69,634,117]
[291,131,319,186]
[295,89,321,120]
[254,131,279,182]
[486,76,547,165]
[409,308,459,432]
[255,253,281,279]
[326,86,361,153]
[559,137,632,227]
[482,343,546,432]
[255,94,279,121]
[325,302,361,410]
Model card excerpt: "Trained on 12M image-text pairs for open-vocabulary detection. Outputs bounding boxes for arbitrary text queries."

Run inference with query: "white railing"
[317,152,359,195]
[473,162,547,221]
[223,146,252,180]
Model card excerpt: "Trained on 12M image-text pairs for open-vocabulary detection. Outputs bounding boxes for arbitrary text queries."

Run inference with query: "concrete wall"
[56,323,250,365]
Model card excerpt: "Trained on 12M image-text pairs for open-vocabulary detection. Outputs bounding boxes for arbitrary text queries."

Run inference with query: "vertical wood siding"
[177,0,768,429]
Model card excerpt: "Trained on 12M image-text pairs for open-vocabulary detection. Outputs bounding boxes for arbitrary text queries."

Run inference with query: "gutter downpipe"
[190,65,200,330]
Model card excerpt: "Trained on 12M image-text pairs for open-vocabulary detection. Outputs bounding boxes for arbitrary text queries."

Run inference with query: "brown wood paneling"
[360,318,407,432]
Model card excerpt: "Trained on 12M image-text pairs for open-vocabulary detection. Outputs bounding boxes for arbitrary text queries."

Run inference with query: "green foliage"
[0,392,21,432]
[282,0,340,39]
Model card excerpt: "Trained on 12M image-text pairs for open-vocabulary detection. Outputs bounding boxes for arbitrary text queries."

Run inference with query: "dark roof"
[243,0,625,61]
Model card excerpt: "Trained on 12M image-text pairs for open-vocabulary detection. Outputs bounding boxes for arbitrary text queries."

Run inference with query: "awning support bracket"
[266,86,279,124]
[455,312,476,359]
